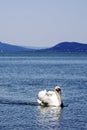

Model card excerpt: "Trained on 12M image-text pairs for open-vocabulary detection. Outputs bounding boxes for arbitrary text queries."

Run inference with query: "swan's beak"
[59,89,61,94]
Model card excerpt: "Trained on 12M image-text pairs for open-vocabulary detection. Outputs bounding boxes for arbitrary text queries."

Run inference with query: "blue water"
[0,55,87,130]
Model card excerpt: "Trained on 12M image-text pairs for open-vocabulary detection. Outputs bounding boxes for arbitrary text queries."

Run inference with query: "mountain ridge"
[0,42,31,53]
[0,41,87,53]
[48,41,87,52]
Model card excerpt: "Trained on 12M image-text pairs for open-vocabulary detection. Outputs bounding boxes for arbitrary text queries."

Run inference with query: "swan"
[37,86,63,107]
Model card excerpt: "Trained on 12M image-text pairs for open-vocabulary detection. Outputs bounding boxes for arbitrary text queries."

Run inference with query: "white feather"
[37,86,63,107]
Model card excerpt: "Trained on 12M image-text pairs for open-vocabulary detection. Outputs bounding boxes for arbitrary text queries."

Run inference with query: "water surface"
[0,55,87,130]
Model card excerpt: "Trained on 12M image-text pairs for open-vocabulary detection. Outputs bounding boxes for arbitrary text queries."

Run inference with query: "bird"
[37,86,63,107]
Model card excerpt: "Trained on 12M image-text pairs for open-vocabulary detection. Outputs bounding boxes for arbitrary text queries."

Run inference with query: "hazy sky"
[0,0,87,47]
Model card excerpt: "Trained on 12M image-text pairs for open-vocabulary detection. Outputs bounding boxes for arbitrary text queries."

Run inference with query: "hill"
[46,42,87,52]
[0,42,31,53]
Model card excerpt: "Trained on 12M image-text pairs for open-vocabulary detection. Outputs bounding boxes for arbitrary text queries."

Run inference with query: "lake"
[0,54,87,130]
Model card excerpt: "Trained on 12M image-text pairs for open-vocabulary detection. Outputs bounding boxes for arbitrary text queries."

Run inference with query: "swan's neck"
[55,91,62,106]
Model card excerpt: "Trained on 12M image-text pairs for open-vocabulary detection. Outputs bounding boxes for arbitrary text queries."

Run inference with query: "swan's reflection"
[38,106,62,119]
[38,106,62,129]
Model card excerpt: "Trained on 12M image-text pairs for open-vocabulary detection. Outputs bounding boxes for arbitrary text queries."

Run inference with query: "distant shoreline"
[1,41,87,54]
[0,52,87,57]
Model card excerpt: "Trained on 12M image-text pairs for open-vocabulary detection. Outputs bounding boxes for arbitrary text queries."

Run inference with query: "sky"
[0,0,87,47]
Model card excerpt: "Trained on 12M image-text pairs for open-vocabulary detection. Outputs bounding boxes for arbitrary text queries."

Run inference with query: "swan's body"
[37,86,63,107]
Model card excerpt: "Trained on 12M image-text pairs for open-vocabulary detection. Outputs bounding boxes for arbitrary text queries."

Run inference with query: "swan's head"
[55,86,61,94]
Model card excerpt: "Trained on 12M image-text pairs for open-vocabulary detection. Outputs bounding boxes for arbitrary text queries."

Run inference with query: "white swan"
[37,86,63,107]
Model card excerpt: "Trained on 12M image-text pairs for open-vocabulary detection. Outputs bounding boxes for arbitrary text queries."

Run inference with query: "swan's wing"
[47,91,55,96]
[38,96,50,106]
[38,90,51,106]
[38,90,47,99]
[39,93,58,106]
